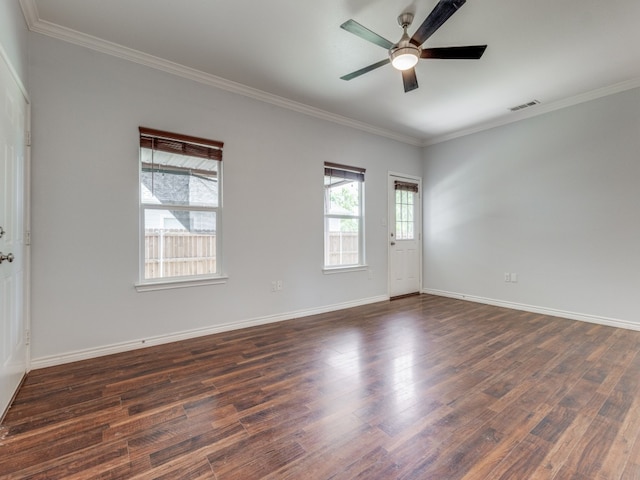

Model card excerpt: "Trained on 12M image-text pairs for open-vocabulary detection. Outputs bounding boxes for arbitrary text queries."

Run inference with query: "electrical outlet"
[510,273,518,283]
[271,281,277,292]
[276,280,283,291]
[504,272,510,282]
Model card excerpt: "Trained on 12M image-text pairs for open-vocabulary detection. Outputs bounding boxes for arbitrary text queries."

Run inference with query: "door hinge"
[26,130,31,146]
[25,230,31,245]
[25,329,31,346]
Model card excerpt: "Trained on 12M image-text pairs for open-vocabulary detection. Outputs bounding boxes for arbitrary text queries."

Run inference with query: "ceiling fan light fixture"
[390,47,419,71]
[339,3,486,93]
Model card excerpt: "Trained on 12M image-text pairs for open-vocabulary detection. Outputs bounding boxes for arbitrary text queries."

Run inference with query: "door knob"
[0,252,14,264]
[0,226,4,238]
[390,241,396,246]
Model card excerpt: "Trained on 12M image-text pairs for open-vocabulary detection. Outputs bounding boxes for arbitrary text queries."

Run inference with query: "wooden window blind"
[394,180,419,193]
[324,162,365,182]
[139,127,223,161]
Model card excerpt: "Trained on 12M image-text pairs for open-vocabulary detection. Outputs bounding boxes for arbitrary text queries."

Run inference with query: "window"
[324,162,365,268]
[139,127,223,284]
[395,181,419,240]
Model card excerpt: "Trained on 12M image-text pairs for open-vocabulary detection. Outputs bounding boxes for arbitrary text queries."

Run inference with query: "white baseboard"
[30,295,389,369]
[423,288,640,332]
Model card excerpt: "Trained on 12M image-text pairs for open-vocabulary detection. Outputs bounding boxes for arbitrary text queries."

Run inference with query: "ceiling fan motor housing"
[397,12,414,29]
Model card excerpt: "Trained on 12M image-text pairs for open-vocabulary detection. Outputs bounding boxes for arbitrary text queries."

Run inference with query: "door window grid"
[395,188,416,240]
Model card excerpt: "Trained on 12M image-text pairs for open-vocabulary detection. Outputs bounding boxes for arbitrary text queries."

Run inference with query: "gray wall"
[16,9,640,363]
[423,87,640,325]
[28,34,423,363]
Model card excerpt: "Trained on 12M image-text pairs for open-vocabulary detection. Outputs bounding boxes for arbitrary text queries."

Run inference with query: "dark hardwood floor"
[2,294,640,479]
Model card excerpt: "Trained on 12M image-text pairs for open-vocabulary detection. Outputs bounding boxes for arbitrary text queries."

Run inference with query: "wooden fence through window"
[145,230,360,278]
[145,229,216,279]
[326,232,359,266]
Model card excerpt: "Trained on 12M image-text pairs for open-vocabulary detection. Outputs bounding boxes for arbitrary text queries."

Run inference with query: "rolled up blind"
[139,127,223,161]
[394,180,418,193]
[324,162,365,182]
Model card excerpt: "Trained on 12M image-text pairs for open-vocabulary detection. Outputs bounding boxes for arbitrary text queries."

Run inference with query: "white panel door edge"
[0,48,29,419]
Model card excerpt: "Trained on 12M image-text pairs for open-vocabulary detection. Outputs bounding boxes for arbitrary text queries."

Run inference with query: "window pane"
[144,209,217,279]
[141,148,219,208]
[325,217,359,266]
[324,178,360,216]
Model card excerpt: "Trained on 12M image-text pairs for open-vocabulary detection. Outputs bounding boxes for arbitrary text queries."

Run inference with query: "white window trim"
[137,132,224,288]
[138,203,223,287]
[323,167,366,268]
[322,265,369,274]
[135,275,228,292]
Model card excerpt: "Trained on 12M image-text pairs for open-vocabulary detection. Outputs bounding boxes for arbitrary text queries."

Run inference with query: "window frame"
[136,127,226,292]
[323,162,366,271]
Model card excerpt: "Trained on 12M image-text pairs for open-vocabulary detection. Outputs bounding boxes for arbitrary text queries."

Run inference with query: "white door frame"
[0,42,31,419]
[388,171,422,298]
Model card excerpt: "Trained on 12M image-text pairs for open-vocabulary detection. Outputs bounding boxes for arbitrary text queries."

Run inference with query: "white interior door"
[0,52,28,418]
[389,174,421,297]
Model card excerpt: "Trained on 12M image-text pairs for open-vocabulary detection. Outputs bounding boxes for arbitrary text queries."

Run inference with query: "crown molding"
[19,0,640,149]
[18,0,38,28]
[18,0,422,147]
[422,77,640,147]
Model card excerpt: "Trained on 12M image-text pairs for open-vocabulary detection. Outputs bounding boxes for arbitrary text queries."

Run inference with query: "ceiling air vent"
[509,100,540,112]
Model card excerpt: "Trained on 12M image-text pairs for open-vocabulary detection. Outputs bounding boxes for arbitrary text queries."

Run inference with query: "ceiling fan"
[340,0,487,93]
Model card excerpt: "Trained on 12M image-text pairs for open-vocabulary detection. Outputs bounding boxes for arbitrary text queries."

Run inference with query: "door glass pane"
[395,189,415,240]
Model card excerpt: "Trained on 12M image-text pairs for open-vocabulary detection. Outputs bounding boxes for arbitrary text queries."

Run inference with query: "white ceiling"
[21,0,640,145]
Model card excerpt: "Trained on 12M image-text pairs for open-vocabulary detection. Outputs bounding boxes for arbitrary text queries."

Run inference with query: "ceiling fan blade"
[340,58,391,81]
[402,68,419,93]
[421,45,487,59]
[340,19,394,50]
[410,0,467,47]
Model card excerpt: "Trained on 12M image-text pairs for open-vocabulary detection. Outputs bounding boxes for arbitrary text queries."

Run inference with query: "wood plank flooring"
[2,294,640,479]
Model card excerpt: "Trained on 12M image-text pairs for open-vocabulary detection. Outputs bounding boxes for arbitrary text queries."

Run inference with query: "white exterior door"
[0,52,28,417]
[389,174,421,297]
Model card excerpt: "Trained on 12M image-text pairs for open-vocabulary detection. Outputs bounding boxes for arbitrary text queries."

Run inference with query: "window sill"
[322,265,368,275]
[135,275,228,292]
